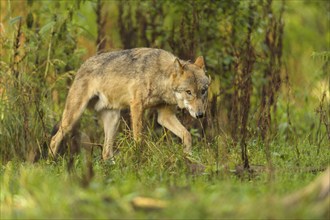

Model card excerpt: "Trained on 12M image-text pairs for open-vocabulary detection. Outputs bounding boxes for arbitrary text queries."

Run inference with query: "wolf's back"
[76,48,176,79]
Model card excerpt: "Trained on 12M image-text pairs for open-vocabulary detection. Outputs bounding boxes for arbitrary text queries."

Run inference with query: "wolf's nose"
[196,112,204,119]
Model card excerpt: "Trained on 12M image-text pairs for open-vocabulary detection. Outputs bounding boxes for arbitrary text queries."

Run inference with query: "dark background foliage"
[0,0,329,218]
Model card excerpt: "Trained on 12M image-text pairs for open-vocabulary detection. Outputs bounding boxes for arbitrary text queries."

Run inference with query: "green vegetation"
[0,0,329,219]
[1,137,328,219]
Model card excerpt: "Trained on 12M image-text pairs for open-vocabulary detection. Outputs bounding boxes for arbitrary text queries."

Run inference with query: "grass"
[1,1,329,219]
[1,133,329,219]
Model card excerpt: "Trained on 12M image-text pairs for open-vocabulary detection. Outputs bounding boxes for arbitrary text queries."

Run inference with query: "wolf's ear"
[174,58,183,75]
[194,56,205,69]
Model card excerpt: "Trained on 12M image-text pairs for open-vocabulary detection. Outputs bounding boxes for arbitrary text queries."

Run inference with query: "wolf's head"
[172,56,211,119]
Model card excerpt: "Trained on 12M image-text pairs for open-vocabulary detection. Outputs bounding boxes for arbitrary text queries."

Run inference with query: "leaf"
[75,24,96,39]
[39,21,55,35]
[9,16,22,25]
[131,196,167,211]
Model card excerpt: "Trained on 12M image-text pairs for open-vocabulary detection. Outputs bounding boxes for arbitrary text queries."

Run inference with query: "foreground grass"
[1,137,329,219]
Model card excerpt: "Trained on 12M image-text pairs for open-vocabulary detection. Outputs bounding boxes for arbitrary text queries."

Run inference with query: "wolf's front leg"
[157,106,192,154]
[130,100,144,143]
[100,109,121,161]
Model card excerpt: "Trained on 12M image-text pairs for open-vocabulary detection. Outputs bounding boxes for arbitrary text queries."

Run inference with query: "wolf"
[49,48,211,161]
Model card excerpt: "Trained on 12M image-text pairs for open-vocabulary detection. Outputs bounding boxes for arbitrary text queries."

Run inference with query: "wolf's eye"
[201,89,207,95]
[186,90,192,95]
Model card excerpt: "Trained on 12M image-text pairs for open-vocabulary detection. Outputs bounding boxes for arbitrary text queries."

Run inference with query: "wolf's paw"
[183,149,193,156]
[103,158,116,166]
[45,158,57,165]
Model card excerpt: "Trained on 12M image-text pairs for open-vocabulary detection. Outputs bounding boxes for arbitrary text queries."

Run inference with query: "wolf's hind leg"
[49,87,91,158]
[157,106,192,153]
[100,109,121,161]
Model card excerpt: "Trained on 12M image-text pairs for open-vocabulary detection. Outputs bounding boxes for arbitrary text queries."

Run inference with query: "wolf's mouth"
[183,100,197,119]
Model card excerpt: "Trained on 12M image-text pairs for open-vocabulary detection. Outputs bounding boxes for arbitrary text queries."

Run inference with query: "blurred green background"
[0,0,329,218]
